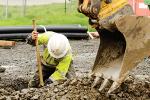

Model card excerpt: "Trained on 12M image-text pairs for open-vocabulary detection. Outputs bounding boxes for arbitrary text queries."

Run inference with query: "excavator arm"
[78,0,133,29]
[78,0,150,94]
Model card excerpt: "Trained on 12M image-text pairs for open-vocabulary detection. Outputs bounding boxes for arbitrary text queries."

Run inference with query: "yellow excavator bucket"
[78,0,150,94]
[93,15,150,93]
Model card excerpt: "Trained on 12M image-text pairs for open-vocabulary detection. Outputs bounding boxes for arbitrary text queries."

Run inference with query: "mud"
[0,39,150,99]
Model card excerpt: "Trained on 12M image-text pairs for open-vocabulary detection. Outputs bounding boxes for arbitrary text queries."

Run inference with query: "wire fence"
[0,0,75,19]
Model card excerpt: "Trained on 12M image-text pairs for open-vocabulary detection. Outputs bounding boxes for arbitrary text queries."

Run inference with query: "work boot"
[44,78,53,85]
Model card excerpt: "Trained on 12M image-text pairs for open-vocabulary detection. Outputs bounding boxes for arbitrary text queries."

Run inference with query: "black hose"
[0,32,89,40]
[0,25,88,33]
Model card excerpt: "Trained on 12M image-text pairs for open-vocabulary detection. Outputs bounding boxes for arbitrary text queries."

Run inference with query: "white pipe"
[39,25,47,33]
[87,31,94,39]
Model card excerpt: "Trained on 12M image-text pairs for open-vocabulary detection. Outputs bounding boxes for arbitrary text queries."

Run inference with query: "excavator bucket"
[78,0,150,94]
[92,15,150,94]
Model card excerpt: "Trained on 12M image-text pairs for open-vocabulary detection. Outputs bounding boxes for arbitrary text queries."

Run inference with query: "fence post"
[65,0,67,14]
[68,0,72,13]
[22,0,27,16]
[5,0,8,18]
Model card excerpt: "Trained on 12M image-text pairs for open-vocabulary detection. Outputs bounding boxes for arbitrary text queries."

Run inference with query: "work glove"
[45,78,53,85]
[26,31,38,46]
[32,31,38,40]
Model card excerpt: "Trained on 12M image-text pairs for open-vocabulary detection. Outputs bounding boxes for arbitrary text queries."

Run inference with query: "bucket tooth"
[107,81,120,94]
[98,77,112,92]
[92,74,103,88]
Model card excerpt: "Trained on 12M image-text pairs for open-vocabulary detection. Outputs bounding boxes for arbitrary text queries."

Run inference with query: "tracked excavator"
[78,0,150,94]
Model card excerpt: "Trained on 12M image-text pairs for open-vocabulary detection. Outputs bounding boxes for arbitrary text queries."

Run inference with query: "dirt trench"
[0,39,149,99]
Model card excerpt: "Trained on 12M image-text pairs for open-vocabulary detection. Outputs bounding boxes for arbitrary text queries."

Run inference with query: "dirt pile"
[0,76,149,100]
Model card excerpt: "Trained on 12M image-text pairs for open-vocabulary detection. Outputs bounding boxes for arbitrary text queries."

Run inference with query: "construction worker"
[26,31,73,87]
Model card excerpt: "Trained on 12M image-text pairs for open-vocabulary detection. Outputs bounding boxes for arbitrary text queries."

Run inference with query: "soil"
[0,39,149,99]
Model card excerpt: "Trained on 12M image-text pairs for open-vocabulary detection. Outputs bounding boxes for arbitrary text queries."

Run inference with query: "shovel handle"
[32,20,44,87]
[32,19,37,32]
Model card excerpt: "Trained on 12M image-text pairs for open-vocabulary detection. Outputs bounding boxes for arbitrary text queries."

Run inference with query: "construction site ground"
[0,39,150,99]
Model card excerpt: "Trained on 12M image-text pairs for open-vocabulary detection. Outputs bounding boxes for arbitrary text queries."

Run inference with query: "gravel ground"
[0,39,99,90]
[0,39,150,99]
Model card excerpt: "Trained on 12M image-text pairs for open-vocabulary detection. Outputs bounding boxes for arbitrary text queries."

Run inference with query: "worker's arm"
[26,31,55,46]
[38,32,55,45]
[50,53,72,81]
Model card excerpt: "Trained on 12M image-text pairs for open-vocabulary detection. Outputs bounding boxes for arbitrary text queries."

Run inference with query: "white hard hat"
[47,33,70,58]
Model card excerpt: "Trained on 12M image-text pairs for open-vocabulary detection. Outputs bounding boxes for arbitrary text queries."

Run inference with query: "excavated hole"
[7,78,29,91]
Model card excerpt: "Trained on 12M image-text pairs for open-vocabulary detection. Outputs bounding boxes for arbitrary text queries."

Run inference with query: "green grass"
[0,2,90,27]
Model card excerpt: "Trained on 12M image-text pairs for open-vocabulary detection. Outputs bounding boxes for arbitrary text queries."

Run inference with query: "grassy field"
[0,1,90,27]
